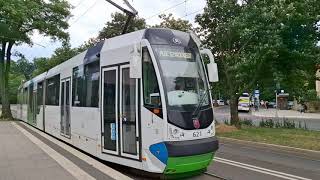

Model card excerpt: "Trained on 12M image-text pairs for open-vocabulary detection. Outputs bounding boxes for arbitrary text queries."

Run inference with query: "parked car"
[267,101,276,108]
[218,99,225,106]
[213,99,225,106]
[288,101,294,109]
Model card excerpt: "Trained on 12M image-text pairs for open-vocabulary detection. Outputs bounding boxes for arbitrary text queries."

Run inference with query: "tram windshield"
[152,45,210,111]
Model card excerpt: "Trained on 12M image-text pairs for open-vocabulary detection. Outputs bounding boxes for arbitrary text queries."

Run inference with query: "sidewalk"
[252,109,320,119]
[0,121,76,180]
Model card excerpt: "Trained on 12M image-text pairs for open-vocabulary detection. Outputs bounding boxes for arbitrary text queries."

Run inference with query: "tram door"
[60,78,71,137]
[102,67,118,154]
[33,91,37,125]
[102,65,140,159]
[27,84,36,126]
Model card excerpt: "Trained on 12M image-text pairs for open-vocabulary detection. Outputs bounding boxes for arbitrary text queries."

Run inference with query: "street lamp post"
[275,90,278,119]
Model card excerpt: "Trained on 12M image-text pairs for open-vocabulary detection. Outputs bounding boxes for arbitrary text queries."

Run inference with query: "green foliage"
[259,119,275,128]
[47,43,79,68]
[302,89,318,101]
[13,58,35,80]
[0,0,71,43]
[241,119,253,126]
[8,72,24,104]
[32,42,81,77]
[98,12,146,39]
[0,61,24,104]
[196,0,320,124]
[0,0,72,118]
[32,57,50,77]
[153,13,193,32]
[258,119,301,129]
[283,119,296,129]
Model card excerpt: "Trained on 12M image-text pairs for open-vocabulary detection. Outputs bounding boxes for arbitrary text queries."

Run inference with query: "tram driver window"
[142,48,162,116]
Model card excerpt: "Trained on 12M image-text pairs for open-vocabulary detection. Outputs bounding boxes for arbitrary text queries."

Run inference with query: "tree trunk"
[0,42,6,119]
[230,95,241,128]
[0,41,13,120]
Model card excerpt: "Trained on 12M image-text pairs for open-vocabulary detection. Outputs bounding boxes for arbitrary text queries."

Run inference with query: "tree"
[8,61,24,104]
[47,42,79,68]
[154,13,193,32]
[98,12,146,39]
[196,0,320,127]
[14,58,35,80]
[32,57,50,77]
[0,0,71,120]
[0,61,24,105]
[32,42,81,77]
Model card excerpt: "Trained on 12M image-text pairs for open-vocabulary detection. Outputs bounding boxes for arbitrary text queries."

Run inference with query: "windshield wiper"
[191,89,210,120]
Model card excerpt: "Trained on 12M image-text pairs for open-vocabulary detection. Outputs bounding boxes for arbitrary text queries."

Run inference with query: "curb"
[219,137,320,154]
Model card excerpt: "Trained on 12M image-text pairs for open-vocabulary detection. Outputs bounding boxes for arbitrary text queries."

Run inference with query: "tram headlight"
[169,127,182,139]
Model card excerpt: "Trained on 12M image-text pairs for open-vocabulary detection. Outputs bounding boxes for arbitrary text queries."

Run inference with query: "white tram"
[15,28,219,176]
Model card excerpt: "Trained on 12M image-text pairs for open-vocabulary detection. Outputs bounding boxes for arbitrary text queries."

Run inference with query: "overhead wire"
[69,0,99,26]
[179,8,203,19]
[0,35,46,48]
[145,0,191,20]
[73,0,87,9]
[0,35,44,60]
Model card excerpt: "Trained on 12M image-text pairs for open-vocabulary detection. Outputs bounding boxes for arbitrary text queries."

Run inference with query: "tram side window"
[142,48,162,116]
[37,82,43,114]
[24,87,28,105]
[46,74,60,106]
[72,61,99,107]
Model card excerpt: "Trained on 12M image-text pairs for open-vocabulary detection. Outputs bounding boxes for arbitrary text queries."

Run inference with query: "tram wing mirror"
[201,49,219,82]
[130,43,142,79]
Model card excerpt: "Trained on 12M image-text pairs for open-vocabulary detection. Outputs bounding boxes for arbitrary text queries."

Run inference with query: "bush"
[241,119,253,126]
[259,119,274,128]
[275,121,282,128]
[304,89,318,101]
[265,119,274,128]
[259,120,266,127]
[283,119,295,129]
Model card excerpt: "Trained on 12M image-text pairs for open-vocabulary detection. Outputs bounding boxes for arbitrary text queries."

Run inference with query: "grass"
[216,125,320,151]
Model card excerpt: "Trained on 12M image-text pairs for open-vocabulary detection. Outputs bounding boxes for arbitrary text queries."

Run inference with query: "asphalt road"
[214,106,320,131]
[3,121,319,180]
[194,138,320,180]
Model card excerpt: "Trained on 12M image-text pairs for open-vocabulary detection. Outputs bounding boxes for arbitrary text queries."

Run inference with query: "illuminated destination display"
[159,50,192,59]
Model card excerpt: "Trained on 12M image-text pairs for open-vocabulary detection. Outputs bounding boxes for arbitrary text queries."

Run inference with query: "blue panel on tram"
[149,142,168,164]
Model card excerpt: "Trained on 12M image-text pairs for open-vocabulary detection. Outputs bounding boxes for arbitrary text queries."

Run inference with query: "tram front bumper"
[164,152,215,174]
[149,137,219,174]
[164,137,219,174]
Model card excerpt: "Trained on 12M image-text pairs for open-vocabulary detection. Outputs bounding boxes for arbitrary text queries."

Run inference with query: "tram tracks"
[203,171,231,180]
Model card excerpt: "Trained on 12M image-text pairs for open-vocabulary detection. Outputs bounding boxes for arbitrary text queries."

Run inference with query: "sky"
[13,0,206,60]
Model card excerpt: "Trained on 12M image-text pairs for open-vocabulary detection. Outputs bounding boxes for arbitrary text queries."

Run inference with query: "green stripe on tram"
[164,152,214,175]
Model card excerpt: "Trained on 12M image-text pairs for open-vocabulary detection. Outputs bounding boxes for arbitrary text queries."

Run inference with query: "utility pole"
[105,0,138,34]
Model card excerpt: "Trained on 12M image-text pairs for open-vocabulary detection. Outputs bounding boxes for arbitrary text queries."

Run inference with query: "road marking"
[215,157,312,180]
[12,122,95,180]
[20,122,133,180]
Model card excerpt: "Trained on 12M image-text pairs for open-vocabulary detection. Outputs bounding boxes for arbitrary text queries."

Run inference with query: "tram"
[15,28,219,176]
